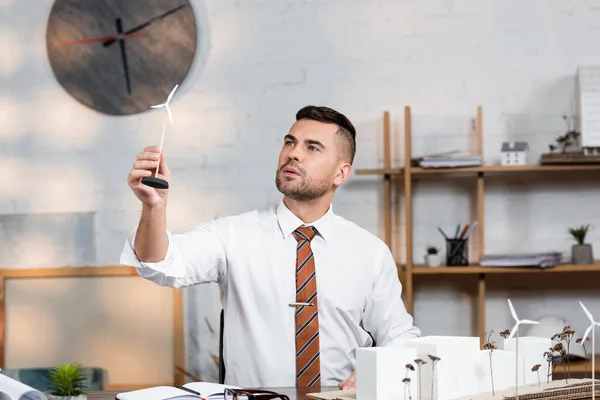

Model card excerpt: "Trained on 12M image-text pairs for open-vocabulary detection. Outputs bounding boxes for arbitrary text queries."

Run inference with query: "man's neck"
[283,196,331,224]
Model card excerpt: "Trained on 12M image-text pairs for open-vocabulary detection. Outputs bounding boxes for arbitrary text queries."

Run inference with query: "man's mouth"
[282,165,301,176]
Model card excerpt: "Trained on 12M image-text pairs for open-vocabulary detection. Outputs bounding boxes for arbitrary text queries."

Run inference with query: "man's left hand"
[338,370,356,390]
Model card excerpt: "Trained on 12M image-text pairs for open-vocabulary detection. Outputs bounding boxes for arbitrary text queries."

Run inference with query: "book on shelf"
[480,252,563,268]
[415,153,482,168]
[116,382,240,400]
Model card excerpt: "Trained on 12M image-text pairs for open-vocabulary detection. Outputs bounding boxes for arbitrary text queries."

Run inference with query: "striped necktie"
[293,226,321,387]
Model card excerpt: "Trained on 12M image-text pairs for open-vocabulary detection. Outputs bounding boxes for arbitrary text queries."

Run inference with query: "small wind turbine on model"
[507,299,540,400]
[580,301,600,400]
[141,84,179,190]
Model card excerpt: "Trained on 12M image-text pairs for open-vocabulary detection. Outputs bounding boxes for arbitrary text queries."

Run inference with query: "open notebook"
[0,373,47,400]
[116,382,241,400]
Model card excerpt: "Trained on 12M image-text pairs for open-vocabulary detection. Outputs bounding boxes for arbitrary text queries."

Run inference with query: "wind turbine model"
[507,299,539,400]
[141,84,179,190]
[580,301,600,400]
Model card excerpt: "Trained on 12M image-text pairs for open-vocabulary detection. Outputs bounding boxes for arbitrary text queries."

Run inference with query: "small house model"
[501,141,529,166]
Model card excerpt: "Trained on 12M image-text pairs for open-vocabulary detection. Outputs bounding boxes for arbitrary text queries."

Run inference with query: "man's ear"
[334,163,352,186]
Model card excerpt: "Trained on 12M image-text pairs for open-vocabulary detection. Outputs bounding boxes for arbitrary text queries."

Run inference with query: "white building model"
[353,299,600,400]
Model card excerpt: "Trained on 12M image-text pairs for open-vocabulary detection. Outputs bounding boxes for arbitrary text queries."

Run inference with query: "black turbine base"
[141,176,169,189]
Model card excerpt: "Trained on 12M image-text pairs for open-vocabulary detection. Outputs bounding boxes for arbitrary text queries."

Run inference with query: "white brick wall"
[2,0,600,380]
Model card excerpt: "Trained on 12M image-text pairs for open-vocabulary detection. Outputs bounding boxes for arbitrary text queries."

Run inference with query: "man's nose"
[288,145,301,161]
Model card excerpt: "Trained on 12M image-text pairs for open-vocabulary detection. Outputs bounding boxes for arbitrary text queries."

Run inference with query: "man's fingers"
[158,152,170,176]
[128,169,152,185]
[137,151,160,161]
[143,145,160,153]
[133,160,159,170]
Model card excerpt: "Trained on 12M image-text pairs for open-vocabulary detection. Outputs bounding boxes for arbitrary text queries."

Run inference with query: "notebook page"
[116,385,198,400]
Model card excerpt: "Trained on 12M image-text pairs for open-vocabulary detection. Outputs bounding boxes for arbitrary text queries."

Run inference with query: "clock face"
[46,0,197,115]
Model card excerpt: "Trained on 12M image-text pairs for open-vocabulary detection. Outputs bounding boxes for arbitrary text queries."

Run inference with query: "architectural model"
[354,301,600,400]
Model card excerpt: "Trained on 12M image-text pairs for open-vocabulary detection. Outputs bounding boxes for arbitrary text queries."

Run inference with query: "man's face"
[275,118,347,201]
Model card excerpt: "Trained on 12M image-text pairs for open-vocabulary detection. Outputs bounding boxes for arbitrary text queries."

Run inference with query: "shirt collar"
[276,199,335,241]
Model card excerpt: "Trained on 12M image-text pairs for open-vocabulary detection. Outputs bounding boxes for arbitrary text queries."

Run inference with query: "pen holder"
[446,238,468,266]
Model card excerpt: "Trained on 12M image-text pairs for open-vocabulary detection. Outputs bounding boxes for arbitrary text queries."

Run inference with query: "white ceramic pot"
[425,254,441,267]
[47,395,87,400]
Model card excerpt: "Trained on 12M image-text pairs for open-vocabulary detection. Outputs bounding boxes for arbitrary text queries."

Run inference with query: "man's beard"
[275,164,331,201]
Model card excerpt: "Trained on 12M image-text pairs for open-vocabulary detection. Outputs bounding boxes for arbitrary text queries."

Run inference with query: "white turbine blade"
[582,325,593,343]
[166,84,179,104]
[580,301,595,323]
[520,319,540,325]
[508,299,519,321]
[508,323,519,339]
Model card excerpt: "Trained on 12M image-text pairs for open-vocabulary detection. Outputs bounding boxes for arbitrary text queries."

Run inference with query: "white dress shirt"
[120,199,420,388]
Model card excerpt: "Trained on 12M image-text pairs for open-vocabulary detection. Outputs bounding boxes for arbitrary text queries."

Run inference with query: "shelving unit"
[355,106,600,373]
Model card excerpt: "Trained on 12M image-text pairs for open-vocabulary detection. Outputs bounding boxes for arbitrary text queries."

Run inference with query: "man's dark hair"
[295,105,356,165]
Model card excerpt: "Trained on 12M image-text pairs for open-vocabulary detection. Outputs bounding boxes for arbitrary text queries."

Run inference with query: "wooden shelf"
[355,168,402,175]
[364,106,600,346]
[398,263,600,275]
[355,164,600,176]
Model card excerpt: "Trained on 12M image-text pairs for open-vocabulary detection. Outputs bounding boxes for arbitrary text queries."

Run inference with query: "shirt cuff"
[119,226,176,273]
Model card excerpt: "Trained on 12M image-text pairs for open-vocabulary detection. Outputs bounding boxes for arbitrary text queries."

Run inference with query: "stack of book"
[480,252,563,268]
[418,153,482,168]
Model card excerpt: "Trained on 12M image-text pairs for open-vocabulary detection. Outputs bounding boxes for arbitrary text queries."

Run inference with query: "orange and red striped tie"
[293,226,321,387]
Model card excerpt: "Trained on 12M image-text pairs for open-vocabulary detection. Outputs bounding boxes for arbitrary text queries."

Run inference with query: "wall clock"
[46,0,197,116]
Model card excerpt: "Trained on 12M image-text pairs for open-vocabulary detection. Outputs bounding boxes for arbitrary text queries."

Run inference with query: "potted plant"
[569,224,593,264]
[425,246,441,267]
[47,364,88,400]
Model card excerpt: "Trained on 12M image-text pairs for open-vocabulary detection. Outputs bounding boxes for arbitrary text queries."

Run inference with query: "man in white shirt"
[120,105,420,390]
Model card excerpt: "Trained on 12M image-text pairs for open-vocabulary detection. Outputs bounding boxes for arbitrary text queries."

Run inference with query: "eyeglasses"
[224,388,290,400]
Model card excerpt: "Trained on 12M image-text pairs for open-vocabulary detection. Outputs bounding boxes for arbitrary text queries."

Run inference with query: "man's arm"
[121,217,228,289]
[362,246,421,346]
[134,204,168,263]
[122,145,227,288]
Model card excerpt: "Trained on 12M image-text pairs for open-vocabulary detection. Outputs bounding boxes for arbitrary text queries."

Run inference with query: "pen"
[177,385,201,396]
[458,224,470,239]
[463,221,478,239]
[437,226,448,240]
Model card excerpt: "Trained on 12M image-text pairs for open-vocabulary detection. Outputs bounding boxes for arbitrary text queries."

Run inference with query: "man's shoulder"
[332,214,389,251]
[211,203,277,229]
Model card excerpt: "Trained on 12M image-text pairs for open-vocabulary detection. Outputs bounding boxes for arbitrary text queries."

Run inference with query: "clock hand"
[116,18,132,95]
[56,32,145,46]
[102,3,188,47]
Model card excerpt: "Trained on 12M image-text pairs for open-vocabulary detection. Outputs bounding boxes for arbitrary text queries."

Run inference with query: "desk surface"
[88,386,341,400]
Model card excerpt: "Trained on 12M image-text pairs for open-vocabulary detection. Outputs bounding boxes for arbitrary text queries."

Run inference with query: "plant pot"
[425,254,441,267]
[572,244,593,264]
[47,395,87,400]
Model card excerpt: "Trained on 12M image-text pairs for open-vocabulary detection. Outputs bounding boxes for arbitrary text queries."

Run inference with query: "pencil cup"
[446,238,468,266]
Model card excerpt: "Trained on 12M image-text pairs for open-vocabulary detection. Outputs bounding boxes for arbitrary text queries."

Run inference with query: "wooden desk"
[88,386,341,400]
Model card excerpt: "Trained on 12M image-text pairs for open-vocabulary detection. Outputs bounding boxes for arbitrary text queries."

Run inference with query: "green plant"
[426,246,439,255]
[569,224,590,245]
[48,364,88,397]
